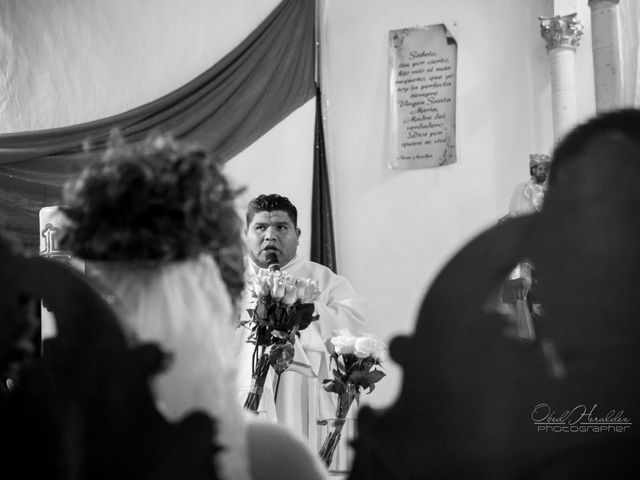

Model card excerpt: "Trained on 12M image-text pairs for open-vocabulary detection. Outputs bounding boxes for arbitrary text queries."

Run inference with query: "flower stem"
[243,353,270,412]
[318,388,356,466]
[319,427,343,466]
[274,373,282,403]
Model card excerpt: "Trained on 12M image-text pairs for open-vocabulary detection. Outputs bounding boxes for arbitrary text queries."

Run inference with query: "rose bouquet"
[319,329,387,466]
[240,267,320,412]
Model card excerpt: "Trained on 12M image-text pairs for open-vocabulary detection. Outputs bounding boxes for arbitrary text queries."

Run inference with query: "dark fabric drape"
[310,86,337,272]
[0,0,315,251]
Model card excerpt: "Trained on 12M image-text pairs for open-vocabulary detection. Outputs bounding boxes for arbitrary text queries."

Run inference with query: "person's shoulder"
[246,422,328,480]
[307,260,339,277]
[512,180,529,193]
[289,258,342,282]
[509,181,531,204]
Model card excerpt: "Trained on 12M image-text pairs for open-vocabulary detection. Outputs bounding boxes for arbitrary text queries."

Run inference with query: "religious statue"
[498,153,551,341]
[508,153,551,216]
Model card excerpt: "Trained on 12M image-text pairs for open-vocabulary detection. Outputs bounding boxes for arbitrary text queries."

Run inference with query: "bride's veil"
[86,253,251,480]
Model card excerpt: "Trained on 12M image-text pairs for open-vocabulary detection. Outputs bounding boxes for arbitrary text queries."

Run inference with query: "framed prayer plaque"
[388,24,458,169]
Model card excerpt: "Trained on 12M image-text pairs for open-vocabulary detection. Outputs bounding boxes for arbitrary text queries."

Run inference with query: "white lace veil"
[85,253,252,480]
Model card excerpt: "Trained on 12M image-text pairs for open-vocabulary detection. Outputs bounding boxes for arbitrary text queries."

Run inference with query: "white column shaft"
[590,0,622,112]
[549,47,577,140]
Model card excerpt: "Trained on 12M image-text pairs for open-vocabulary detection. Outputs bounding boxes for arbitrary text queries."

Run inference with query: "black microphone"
[265,252,280,271]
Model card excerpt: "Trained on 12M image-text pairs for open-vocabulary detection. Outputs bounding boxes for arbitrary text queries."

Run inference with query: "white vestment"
[508,179,546,216]
[236,255,367,446]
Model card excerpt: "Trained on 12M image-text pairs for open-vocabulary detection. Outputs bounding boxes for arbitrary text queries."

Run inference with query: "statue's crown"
[529,153,551,167]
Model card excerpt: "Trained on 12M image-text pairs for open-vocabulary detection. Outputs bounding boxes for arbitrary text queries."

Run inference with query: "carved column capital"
[538,13,584,51]
[588,0,619,6]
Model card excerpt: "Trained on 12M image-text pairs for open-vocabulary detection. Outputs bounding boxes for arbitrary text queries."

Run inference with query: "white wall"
[1,0,598,410]
[319,0,595,408]
[222,100,315,259]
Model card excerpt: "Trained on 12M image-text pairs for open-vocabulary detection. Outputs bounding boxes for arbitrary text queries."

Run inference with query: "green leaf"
[333,376,347,394]
[289,303,317,331]
[322,379,337,393]
[255,302,268,319]
[269,342,295,375]
[347,370,368,383]
[271,330,289,340]
[324,337,336,355]
[364,369,386,384]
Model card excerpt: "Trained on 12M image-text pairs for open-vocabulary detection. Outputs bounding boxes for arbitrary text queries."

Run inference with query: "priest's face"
[246,210,301,268]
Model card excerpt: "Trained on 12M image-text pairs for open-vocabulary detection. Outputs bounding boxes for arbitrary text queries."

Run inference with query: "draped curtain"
[1,0,337,262]
[311,86,337,272]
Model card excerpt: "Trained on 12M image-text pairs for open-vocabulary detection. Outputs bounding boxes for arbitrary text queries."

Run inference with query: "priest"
[237,194,367,446]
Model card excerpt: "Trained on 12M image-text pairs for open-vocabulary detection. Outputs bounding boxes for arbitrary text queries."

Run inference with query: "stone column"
[539,13,584,141]
[588,0,622,112]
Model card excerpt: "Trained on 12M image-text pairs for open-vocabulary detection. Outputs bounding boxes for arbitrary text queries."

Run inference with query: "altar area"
[2,0,640,478]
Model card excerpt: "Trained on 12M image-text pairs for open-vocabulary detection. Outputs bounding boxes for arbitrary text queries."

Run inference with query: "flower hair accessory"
[60,130,246,298]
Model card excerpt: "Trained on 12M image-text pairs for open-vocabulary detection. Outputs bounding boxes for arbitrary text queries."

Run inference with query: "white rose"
[281,279,297,305]
[333,328,353,338]
[331,331,356,354]
[370,337,388,361]
[354,334,387,360]
[252,276,270,297]
[270,277,285,300]
[302,279,320,303]
[294,278,307,302]
[353,335,375,358]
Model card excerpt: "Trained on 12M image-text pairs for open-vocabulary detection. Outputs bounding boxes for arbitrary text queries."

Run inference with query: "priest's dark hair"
[246,194,298,227]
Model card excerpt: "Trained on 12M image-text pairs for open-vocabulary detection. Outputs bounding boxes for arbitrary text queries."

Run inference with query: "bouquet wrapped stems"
[318,384,357,467]
[243,352,270,412]
[241,269,320,414]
